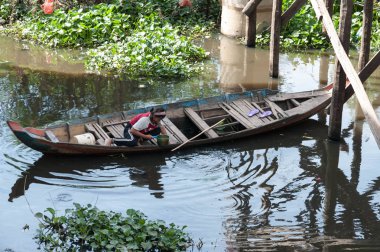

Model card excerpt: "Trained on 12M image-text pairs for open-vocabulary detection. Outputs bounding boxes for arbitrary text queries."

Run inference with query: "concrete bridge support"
[220,0,272,38]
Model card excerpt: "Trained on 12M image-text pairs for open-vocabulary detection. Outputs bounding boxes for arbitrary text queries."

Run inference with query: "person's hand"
[145,134,154,140]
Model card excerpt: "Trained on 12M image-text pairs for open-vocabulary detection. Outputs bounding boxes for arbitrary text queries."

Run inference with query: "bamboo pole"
[310,0,380,148]
[269,0,282,78]
[328,0,353,141]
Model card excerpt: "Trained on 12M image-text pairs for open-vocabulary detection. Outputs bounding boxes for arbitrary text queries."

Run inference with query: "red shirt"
[130,112,159,134]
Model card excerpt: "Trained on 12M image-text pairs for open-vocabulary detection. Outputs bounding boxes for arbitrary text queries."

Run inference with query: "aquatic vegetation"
[86,13,208,78]
[1,2,212,78]
[35,203,191,251]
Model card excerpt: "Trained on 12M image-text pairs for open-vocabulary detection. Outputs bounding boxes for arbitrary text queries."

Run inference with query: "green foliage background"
[256,0,380,51]
[1,0,220,78]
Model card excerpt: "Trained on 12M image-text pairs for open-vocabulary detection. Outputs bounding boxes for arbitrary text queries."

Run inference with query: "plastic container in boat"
[157,135,169,146]
[72,133,96,145]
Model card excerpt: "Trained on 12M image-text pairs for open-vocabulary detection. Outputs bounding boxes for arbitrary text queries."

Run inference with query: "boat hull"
[7,86,333,156]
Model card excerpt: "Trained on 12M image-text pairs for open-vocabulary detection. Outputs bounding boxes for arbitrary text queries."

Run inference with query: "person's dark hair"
[150,107,166,119]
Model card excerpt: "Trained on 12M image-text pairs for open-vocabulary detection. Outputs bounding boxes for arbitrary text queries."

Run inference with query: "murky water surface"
[1,34,380,251]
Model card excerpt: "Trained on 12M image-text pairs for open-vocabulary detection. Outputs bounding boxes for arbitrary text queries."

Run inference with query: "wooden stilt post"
[355,0,373,120]
[310,0,380,148]
[246,11,257,47]
[322,0,334,34]
[328,0,353,141]
[269,0,282,78]
[358,0,374,71]
[243,0,263,47]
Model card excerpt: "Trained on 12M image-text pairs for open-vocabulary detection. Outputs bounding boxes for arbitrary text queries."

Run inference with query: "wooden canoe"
[7,85,334,155]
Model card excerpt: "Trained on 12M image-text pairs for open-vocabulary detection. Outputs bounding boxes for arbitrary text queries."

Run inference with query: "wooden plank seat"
[85,123,110,145]
[230,100,265,127]
[102,120,125,138]
[219,103,253,129]
[263,98,288,118]
[184,108,219,138]
[161,117,188,144]
[248,101,275,123]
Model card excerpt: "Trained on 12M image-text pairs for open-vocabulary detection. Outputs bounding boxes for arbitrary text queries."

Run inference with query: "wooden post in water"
[328,0,353,141]
[358,0,373,71]
[269,0,282,78]
[355,0,373,120]
[322,0,334,34]
[246,11,257,47]
[243,0,263,47]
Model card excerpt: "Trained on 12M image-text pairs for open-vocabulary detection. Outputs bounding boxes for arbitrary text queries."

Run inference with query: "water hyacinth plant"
[2,1,211,78]
[34,203,192,251]
[86,13,208,78]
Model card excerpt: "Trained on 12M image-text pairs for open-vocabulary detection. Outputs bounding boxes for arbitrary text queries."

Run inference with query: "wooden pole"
[326,50,380,112]
[269,0,282,78]
[328,0,353,141]
[310,0,380,148]
[354,0,373,121]
[322,0,335,34]
[246,11,257,47]
[358,0,374,71]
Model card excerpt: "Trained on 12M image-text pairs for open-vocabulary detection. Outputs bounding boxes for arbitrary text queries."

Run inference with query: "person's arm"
[160,125,167,135]
[130,128,153,140]
[131,117,154,140]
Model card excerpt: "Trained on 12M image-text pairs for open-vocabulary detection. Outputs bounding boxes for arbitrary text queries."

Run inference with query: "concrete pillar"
[221,0,272,38]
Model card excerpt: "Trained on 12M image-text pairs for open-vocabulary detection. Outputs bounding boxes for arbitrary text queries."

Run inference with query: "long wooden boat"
[7,84,334,155]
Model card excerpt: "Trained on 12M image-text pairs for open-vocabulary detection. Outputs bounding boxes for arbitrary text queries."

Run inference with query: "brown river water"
[1,34,380,251]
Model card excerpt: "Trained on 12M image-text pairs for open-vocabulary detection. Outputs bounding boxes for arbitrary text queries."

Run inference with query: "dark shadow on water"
[8,153,168,202]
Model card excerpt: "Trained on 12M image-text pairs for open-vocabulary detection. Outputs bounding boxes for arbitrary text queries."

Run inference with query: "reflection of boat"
[7,85,334,155]
[8,154,167,202]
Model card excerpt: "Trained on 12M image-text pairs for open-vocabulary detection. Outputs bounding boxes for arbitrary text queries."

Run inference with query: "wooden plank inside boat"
[184,108,219,138]
[85,123,110,145]
[161,117,188,143]
[263,98,288,118]
[219,103,253,129]
[45,130,59,143]
[102,120,124,138]
[249,101,273,123]
[231,100,264,127]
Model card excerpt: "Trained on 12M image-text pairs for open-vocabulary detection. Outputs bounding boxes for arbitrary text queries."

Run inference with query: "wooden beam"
[326,50,380,111]
[246,11,257,47]
[269,0,282,78]
[328,0,353,141]
[281,0,307,27]
[342,50,380,104]
[358,0,374,71]
[310,0,380,148]
[242,0,263,16]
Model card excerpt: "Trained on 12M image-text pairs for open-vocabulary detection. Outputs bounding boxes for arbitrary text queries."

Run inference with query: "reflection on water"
[1,34,380,251]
